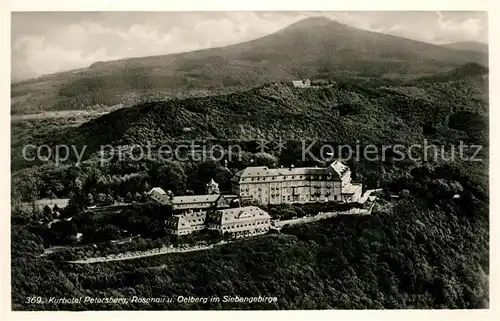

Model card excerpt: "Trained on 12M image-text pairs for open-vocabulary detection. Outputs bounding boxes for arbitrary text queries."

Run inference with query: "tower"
[206,179,220,195]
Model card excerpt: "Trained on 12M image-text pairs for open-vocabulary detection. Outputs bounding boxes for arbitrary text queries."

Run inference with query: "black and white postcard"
[5,1,496,319]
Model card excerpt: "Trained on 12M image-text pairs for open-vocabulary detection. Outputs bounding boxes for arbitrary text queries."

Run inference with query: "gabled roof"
[233,166,335,180]
[211,206,271,225]
[342,183,362,195]
[147,187,171,204]
[167,212,207,230]
[147,187,166,195]
[206,178,218,186]
[328,160,350,179]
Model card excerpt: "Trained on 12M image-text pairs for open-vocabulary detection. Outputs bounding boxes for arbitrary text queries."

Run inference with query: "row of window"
[175,203,212,208]
[216,220,270,230]
[168,225,271,236]
[240,183,339,190]
[243,174,338,182]
[232,227,269,234]
[253,194,344,203]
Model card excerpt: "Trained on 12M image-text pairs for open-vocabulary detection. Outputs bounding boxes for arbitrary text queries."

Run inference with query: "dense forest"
[11,64,488,204]
[12,160,489,310]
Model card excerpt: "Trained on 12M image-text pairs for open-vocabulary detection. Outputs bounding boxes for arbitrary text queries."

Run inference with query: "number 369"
[25,296,43,304]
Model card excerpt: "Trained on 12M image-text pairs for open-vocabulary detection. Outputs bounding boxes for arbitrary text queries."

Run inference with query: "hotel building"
[231,160,362,205]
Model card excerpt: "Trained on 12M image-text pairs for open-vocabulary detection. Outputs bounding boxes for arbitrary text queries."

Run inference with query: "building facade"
[147,188,229,214]
[164,205,272,237]
[165,211,208,235]
[206,206,271,238]
[292,79,311,88]
[147,187,233,235]
[231,160,362,205]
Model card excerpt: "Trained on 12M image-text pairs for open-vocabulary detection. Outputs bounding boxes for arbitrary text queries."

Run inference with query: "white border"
[6,0,492,11]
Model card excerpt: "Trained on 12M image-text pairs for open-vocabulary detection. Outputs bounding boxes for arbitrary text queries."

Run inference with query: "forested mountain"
[11,17,487,114]
[12,64,488,203]
[410,63,489,84]
[48,65,487,158]
[440,41,488,53]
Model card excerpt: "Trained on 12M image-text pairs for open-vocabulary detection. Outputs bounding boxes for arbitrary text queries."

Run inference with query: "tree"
[43,205,52,216]
[48,190,56,201]
[143,181,151,192]
[50,220,78,245]
[102,225,121,240]
[53,204,60,216]
[87,193,94,205]
[97,193,107,204]
[254,152,278,167]
[105,194,115,205]
[74,178,83,191]
[154,162,187,195]
[400,189,410,198]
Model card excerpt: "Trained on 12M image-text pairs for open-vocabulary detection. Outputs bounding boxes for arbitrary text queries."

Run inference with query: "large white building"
[231,160,362,205]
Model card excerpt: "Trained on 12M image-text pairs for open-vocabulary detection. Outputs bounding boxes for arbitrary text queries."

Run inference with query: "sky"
[11,11,488,81]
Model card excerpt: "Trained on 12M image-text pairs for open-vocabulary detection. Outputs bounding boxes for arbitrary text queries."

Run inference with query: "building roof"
[233,162,351,182]
[342,183,362,195]
[234,166,323,178]
[206,178,218,187]
[147,187,171,204]
[211,206,271,225]
[167,212,207,230]
[172,194,220,205]
[147,187,167,195]
[328,160,350,179]
[147,187,225,207]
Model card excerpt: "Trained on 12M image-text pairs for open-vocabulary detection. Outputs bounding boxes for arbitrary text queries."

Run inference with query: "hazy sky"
[11,11,488,81]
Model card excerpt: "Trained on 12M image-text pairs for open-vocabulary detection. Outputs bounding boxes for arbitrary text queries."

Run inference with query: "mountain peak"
[285,16,346,29]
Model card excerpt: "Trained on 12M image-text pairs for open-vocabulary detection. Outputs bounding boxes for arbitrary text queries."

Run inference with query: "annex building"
[147,187,229,214]
[147,186,271,237]
[231,160,362,205]
[206,206,271,238]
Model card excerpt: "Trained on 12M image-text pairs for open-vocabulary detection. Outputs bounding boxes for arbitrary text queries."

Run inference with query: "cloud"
[433,11,485,43]
[12,35,113,80]
[12,12,303,81]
